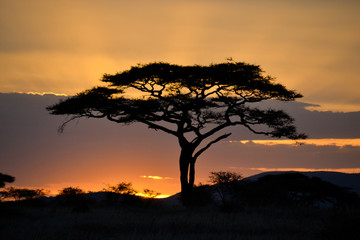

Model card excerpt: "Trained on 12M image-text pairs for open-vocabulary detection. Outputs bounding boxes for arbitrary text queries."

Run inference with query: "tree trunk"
[179,147,195,205]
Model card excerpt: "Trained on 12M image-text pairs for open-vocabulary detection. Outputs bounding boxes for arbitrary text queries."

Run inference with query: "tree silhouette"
[5,187,46,201]
[0,173,15,188]
[103,182,137,195]
[209,171,243,184]
[47,61,306,202]
[208,171,243,207]
[143,188,161,198]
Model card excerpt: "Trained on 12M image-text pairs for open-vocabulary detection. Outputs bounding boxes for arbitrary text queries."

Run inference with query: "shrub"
[103,182,137,195]
[143,189,161,198]
[4,187,46,201]
[209,171,243,184]
[57,187,90,212]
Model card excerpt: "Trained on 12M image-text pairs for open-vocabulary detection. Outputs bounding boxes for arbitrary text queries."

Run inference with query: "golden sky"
[1,0,360,111]
[1,1,360,196]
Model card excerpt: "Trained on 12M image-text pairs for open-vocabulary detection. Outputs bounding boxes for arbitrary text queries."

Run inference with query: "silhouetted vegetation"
[0,172,15,188]
[209,171,243,184]
[0,187,46,201]
[56,187,89,212]
[143,188,161,198]
[47,61,306,203]
[208,171,243,209]
[103,182,137,195]
[1,172,359,239]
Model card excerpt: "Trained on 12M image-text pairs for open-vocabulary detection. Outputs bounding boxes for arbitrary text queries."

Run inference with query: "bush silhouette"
[103,182,141,205]
[143,189,161,198]
[103,182,137,195]
[4,187,46,201]
[57,187,89,212]
[208,171,243,208]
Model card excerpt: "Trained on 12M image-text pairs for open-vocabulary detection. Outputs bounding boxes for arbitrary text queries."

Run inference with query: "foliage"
[58,186,85,197]
[143,188,161,198]
[208,171,243,184]
[0,173,15,188]
[103,182,137,195]
[2,187,46,201]
[0,190,9,201]
[208,171,243,208]
[57,187,89,211]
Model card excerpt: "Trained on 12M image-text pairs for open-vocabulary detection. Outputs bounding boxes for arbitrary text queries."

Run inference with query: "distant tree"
[209,171,243,184]
[58,186,85,197]
[6,187,46,201]
[143,188,161,198]
[0,173,15,188]
[208,171,243,207]
[57,187,89,212]
[104,182,137,195]
[47,61,306,203]
[0,190,9,201]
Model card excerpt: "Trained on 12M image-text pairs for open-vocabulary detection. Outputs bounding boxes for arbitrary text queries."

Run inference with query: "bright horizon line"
[230,138,360,148]
[7,167,360,198]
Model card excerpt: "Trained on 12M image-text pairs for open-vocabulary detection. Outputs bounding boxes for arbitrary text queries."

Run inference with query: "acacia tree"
[47,61,306,201]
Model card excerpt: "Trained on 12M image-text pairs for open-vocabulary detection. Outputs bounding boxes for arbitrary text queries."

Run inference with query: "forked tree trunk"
[179,147,196,205]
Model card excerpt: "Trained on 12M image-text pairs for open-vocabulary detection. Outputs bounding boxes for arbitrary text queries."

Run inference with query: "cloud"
[21,92,68,97]
[1,1,360,111]
[231,139,360,148]
[141,176,173,180]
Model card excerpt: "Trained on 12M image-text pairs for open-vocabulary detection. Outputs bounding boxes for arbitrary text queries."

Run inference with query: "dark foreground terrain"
[1,197,359,240]
[2,172,360,240]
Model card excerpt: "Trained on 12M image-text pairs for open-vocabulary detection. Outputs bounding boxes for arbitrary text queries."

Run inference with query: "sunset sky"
[1,0,360,196]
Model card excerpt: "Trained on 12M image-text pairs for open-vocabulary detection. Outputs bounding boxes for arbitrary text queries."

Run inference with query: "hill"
[245,171,360,196]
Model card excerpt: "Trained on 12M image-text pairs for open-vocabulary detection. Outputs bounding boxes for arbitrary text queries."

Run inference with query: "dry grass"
[1,199,359,240]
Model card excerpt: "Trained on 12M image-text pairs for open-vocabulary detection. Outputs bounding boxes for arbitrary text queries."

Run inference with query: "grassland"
[1,197,359,240]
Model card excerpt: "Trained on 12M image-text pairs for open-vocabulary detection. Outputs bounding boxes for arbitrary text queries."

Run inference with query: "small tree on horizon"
[47,61,306,203]
[5,187,46,201]
[208,171,243,206]
[103,182,138,195]
[209,171,243,185]
[143,188,161,198]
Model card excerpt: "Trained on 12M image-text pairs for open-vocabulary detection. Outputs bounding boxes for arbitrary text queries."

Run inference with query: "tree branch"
[193,133,232,160]
[138,119,178,136]
[58,115,84,133]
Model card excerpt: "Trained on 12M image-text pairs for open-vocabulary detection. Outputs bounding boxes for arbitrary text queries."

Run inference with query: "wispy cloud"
[140,176,173,180]
[18,91,68,96]
[230,139,360,148]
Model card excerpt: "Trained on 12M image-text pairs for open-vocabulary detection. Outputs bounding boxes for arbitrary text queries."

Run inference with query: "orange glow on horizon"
[19,91,68,96]
[39,180,175,198]
[230,138,360,148]
[141,176,173,180]
[135,193,170,199]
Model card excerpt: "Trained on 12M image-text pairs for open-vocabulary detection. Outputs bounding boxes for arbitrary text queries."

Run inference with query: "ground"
[1,198,359,240]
